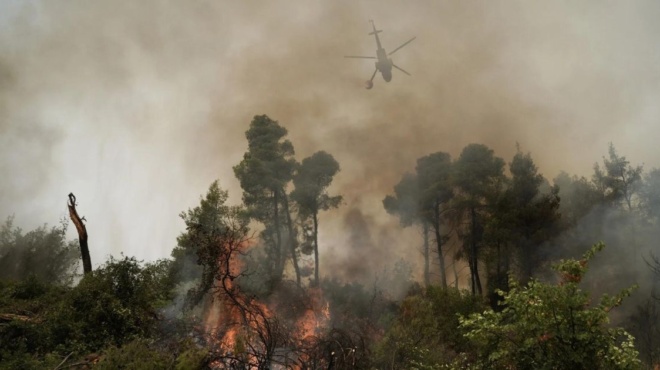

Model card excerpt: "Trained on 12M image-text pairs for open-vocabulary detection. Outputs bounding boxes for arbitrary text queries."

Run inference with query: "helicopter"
[345,20,416,89]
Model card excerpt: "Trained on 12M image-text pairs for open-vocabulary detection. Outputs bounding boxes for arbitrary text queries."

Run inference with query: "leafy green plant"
[458,242,640,370]
[372,286,485,369]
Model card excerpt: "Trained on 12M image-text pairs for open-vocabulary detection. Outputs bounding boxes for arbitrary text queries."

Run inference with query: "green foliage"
[291,150,342,284]
[417,152,455,288]
[383,152,455,226]
[639,168,660,221]
[384,152,454,288]
[95,339,173,369]
[372,286,485,369]
[233,115,297,221]
[95,338,208,370]
[592,143,643,210]
[0,217,79,284]
[458,242,640,370]
[173,345,209,370]
[172,181,249,309]
[485,149,560,287]
[49,256,176,352]
[383,172,420,227]
[233,115,298,283]
[508,149,544,205]
[8,274,48,300]
[553,171,602,227]
[453,144,506,295]
[291,150,342,217]
[0,255,178,367]
[0,350,60,370]
[453,144,506,202]
[319,278,398,333]
[416,151,454,219]
[0,277,68,363]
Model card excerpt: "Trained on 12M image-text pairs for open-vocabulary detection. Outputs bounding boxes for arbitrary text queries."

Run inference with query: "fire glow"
[200,234,333,369]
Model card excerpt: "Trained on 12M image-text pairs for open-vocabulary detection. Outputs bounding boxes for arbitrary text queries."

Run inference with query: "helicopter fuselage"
[375,48,392,81]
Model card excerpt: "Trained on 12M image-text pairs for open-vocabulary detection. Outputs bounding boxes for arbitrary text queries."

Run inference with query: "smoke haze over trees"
[2,1,660,281]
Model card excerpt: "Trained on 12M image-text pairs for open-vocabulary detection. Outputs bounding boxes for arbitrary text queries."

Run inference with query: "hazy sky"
[2,1,659,282]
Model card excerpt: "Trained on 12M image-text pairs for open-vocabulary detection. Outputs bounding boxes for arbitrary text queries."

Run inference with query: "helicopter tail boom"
[368,20,383,50]
[368,19,382,35]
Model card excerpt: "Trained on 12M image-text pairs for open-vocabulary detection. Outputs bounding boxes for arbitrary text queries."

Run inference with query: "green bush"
[0,256,179,365]
[458,242,640,370]
[0,217,79,284]
[49,256,177,352]
[95,339,174,370]
[372,286,485,369]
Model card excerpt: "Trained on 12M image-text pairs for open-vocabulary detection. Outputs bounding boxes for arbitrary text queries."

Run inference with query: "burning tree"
[175,181,361,369]
[173,181,251,309]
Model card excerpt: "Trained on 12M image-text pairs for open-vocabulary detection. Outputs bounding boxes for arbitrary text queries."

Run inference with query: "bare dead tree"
[67,193,92,274]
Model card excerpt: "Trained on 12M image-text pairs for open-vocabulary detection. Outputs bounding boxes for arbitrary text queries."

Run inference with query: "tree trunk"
[422,221,430,288]
[523,239,532,283]
[273,189,283,281]
[470,261,476,295]
[433,201,447,288]
[502,243,510,292]
[0,313,39,323]
[470,206,482,295]
[67,193,92,275]
[452,253,459,289]
[313,211,320,287]
[281,191,301,285]
[520,230,534,283]
[496,242,501,285]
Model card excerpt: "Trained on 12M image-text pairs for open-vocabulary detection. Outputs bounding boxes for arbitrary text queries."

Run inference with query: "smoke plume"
[2,1,660,285]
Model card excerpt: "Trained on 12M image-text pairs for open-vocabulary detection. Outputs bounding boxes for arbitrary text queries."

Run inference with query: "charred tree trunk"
[422,221,430,288]
[67,193,92,275]
[281,191,301,285]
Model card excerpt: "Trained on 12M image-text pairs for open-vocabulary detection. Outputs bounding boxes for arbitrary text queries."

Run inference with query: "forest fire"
[203,277,333,368]
[174,181,367,368]
[294,294,331,341]
[203,281,333,368]
[4,2,660,368]
[197,222,334,369]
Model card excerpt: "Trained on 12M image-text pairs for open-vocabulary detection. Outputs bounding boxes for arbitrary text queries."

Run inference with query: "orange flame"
[202,238,333,368]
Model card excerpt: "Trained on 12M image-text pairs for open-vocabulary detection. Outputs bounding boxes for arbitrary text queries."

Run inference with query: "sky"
[1,1,659,283]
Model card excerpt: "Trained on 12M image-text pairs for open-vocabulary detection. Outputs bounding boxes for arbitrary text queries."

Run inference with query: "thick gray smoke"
[2,1,660,284]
